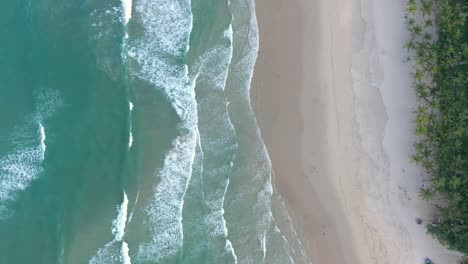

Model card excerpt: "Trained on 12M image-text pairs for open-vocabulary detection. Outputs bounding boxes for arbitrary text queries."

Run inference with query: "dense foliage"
[404,0,468,256]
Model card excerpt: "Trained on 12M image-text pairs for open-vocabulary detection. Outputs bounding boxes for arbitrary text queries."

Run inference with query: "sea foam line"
[39,122,46,160]
[128,130,133,149]
[128,190,139,223]
[137,133,197,262]
[173,16,239,261]
[0,125,44,205]
[89,191,132,264]
[121,242,131,264]
[120,0,132,60]
[121,0,132,25]
[222,0,278,261]
[0,89,62,221]
[191,25,239,260]
[128,0,197,261]
[226,0,309,262]
[112,191,129,241]
[221,15,239,264]
[224,179,238,263]
[128,101,133,149]
[242,0,299,260]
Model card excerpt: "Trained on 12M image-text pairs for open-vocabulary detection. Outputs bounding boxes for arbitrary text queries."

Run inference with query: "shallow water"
[0,0,310,263]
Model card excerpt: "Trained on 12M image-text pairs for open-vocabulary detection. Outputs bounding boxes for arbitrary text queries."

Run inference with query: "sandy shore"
[251,0,462,263]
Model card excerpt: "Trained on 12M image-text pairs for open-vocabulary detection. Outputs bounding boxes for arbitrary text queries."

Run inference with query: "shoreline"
[251,0,462,263]
[251,0,360,262]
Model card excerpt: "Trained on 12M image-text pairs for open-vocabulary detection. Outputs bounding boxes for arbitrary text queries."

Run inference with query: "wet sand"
[251,0,462,263]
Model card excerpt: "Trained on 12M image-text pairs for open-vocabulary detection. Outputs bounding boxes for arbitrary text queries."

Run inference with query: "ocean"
[0,0,310,263]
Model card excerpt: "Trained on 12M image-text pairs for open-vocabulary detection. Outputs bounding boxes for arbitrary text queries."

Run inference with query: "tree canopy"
[405,0,468,258]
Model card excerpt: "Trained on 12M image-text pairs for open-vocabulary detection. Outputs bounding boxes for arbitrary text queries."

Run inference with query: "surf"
[222,1,311,263]
[121,0,132,25]
[126,0,198,262]
[0,88,62,221]
[121,242,131,264]
[181,21,239,262]
[90,191,132,264]
[112,192,129,241]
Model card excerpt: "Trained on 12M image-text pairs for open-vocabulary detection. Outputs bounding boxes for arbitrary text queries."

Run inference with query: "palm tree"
[406,0,417,16]
[406,0,468,254]
[421,0,433,17]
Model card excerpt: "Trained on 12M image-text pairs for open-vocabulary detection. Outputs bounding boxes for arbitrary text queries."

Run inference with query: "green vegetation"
[404,0,468,256]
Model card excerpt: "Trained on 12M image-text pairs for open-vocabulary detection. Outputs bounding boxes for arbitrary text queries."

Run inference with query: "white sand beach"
[252,0,463,263]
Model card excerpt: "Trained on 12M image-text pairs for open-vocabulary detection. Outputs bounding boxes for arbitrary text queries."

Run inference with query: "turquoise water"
[0,0,310,263]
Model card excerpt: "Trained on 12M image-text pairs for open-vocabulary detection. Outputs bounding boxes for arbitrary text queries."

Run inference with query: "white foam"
[128,0,198,261]
[257,181,274,260]
[202,29,235,223]
[128,101,133,148]
[261,232,267,259]
[224,180,238,263]
[222,0,281,261]
[121,242,131,264]
[39,123,46,160]
[229,0,259,99]
[269,220,300,264]
[185,24,238,261]
[90,191,132,264]
[90,240,132,264]
[129,0,193,59]
[226,240,238,263]
[128,132,133,149]
[128,101,134,111]
[0,89,62,219]
[128,101,134,149]
[128,191,139,223]
[0,121,51,219]
[89,241,121,264]
[127,211,133,223]
[121,0,132,25]
[136,133,197,262]
[112,191,129,241]
[0,147,42,202]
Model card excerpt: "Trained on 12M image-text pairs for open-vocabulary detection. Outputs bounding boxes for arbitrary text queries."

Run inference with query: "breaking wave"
[126,0,198,262]
[90,191,131,264]
[0,88,62,221]
[181,23,238,263]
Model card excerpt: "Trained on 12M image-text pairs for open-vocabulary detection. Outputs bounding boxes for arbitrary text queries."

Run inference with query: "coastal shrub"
[405,0,468,254]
